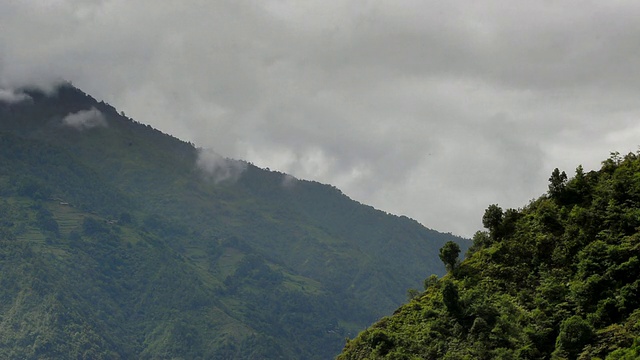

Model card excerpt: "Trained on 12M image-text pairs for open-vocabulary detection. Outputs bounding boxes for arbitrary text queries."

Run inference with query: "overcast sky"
[2,1,640,237]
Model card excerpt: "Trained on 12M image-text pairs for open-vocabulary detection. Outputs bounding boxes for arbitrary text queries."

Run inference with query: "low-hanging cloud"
[196,148,247,184]
[0,89,32,104]
[62,107,107,130]
[281,173,298,188]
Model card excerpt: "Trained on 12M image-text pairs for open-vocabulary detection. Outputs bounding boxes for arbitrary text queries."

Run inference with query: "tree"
[439,241,460,272]
[548,168,568,199]
[607,340,640,360]
[406,288,420,301]
[554,316,593,359]
[468,231,491,254]
[119,212,133,225]
[82,217,108,236]
[442,281,461,315]
[424,274,439,290]
[482,204,504,239]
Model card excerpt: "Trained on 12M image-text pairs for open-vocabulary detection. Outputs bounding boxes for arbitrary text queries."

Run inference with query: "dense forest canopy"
[338,151,640,360]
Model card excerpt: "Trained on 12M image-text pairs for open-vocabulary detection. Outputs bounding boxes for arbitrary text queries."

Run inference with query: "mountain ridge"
[0,82,467,359]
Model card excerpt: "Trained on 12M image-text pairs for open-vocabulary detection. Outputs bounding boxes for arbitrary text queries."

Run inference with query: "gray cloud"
[2,1,640,236]
[62,107,107,130]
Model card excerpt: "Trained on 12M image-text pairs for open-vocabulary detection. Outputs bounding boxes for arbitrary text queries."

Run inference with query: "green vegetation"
[0,84,466,358]
[338,152,640,359]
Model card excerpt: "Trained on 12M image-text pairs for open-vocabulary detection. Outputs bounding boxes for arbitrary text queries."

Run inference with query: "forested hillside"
[0,83,466,359]
[338,152,640,359]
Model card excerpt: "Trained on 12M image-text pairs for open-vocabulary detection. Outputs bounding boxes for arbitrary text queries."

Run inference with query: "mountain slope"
[338,153,640,359]
[0,83,467,359]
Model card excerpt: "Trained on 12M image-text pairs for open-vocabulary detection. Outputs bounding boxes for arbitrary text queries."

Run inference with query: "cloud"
[196,148,247,184]
[2,1,640,236]
[62,107,107,130]
[0,89,32,104]
[281,173,298,188]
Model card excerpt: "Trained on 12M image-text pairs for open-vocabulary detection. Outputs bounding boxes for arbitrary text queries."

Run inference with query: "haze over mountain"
[3,1,640,237]
[0,83,466,359]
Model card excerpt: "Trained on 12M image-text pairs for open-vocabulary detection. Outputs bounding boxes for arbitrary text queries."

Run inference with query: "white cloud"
[0,89,32,104]
[62,107,107,130]
[196,148,247,184]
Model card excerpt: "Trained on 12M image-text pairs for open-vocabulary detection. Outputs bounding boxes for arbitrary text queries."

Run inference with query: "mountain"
[0,83,467,359]
[338,153,640,359]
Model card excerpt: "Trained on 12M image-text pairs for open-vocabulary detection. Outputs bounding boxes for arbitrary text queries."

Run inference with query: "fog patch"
[281,173,298,188]
[62,107,107,130]
[0,89,32,104]
[197,148,247,184]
